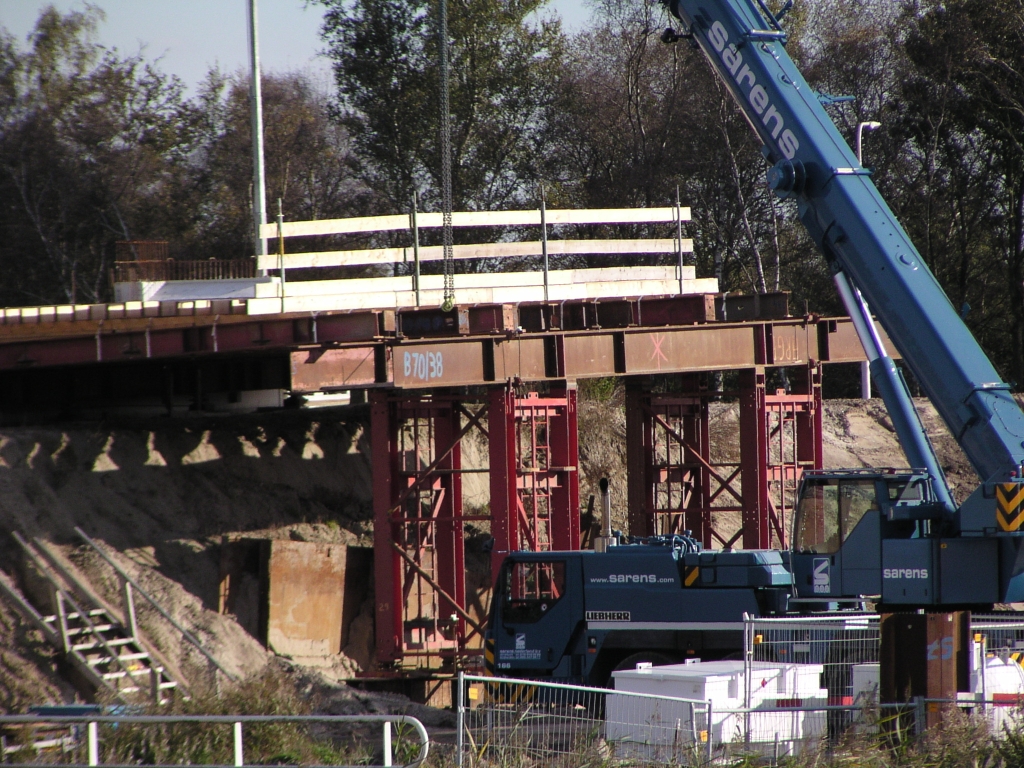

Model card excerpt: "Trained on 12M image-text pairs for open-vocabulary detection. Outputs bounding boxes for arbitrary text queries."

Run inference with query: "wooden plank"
[257,237,694,271]
[276,265,684,297]
[261,213,410,239]
[259,206,692,239]
[246,277,721,315]
[544,207,690,225]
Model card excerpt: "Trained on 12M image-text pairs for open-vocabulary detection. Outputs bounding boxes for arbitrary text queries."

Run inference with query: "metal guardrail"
[456,673,712,767]
[456,672,1024,767]
[0,714,428,768]
[111,259,256,284]
[74,526,237,683]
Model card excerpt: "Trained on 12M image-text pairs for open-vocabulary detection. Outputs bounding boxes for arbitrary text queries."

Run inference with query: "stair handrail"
[73,527,238,683]
[13,533,128,698]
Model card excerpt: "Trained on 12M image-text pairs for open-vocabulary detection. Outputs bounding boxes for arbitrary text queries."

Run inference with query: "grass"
[84,668,387,767]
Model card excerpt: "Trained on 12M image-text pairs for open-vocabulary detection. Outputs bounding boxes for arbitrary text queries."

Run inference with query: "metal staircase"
[0,533,180,704]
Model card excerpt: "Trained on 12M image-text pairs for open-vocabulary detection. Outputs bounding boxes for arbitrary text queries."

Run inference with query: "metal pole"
[87,721,98,766]
[540,183,549,303]
[854,121,879,401]
[247,0,268,266]
[833,271,954,511]
[676,186,684,294]
[277,198,285,314]
[855,121,880,167]
[743,614,752,748]
[456,672,465,768]
[706,700,713,764]
[121,579,138,641]
[439,0,455,311]
[383,721,392,767]
[412,192,421,307]
[979,632,987,714]
[234,721,243,767]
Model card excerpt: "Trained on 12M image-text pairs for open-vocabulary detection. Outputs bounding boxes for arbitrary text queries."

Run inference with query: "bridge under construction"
[0,205,883,685]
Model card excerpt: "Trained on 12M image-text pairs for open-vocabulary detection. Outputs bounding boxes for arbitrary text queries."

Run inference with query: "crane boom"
[664,0,1024,496]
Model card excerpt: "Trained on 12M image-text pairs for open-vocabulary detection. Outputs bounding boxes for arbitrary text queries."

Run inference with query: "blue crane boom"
[663,0,1024,504]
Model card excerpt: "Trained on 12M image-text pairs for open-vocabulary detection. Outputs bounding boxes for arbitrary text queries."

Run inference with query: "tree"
[0,6,189,305]
[893,0,1024,385]
[0,7,365,305]
[170,70,366,261]
[316,0,565,218]
[542,0,813,297]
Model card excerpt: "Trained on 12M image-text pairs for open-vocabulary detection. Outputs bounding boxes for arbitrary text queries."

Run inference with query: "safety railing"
[111,259,257,284]
[745,615,879,692]
[73,526,237,683]
[0,713,428,768]
[457,674,1024,767]
[251,205,704,314]
[456,673,711,767]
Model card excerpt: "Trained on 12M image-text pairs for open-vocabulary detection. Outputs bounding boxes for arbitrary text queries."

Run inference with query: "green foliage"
[96,668,372,767]
[0,7,364,308]
[578,377,619,403]
[894,0,1024,386]
[317,0,565,215]
[0,6,188,305]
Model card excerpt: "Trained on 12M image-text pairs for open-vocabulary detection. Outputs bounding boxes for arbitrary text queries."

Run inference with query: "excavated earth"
[0,394,986,713]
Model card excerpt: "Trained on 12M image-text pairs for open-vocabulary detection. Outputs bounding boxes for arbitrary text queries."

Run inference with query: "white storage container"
[609,660,827,758]
[852,663,880,706]
[974,652,1024,734]
[613,660,744,700]
[609,661,741,756]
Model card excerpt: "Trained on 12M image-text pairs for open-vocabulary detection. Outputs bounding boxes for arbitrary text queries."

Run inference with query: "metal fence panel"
[465,614,1024,765]
[458,674,710,767]
[0,714,427,768]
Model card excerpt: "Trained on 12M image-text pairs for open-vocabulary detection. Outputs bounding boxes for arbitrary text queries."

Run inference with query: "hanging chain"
[439,0,455,312]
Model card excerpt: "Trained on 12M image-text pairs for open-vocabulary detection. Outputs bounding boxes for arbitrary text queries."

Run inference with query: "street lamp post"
[856,120,881,166]
[856,120,881,400]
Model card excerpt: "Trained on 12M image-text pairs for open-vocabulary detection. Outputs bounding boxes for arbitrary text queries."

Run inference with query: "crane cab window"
[794,478,879,554]
[503,561,566,624]
[888,480,925,502]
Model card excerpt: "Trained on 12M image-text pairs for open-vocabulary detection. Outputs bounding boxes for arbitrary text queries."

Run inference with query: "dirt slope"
[0,408,375,710]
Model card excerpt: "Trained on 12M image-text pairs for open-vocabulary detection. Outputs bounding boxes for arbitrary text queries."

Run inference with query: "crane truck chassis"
[487,0,1024,686]
[487,470,944,685]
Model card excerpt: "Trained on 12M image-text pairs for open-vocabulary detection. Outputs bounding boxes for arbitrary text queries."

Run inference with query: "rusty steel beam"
[290,347,379,391]
[0,293,895,379]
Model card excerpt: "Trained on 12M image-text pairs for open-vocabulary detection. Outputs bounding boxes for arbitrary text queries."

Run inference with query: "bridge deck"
[0,292,883,419]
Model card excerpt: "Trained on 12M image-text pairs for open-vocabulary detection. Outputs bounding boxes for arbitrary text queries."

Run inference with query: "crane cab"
[791,469,998,608]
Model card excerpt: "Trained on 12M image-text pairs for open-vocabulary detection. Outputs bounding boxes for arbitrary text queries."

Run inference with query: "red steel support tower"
[488,383,580,581]
[371,390,484,669]
[625,374,721,545]
[627,365,822,550]
[372,382,580,670]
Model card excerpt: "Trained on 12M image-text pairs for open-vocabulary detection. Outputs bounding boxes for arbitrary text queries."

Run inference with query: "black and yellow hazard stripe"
[483,680,538,705]
[683,565,700,587]
[481,637,537,704]
[997,483,1024,531]
[484,637,495,676]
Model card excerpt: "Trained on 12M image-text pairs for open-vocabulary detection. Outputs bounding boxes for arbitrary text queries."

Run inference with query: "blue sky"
[2,0,593,93]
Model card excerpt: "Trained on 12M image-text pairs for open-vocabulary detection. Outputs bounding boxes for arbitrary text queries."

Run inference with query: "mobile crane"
[486,0,1024,685]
